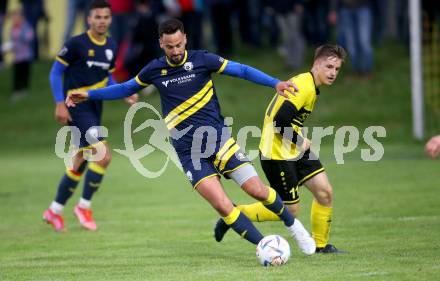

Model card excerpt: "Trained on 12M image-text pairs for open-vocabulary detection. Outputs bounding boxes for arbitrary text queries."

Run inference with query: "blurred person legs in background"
[338,1,373,78]
[260,4,279,48]
[12,61,31,101]
[272,0,305,70]
[236,0,261,47]
[108,0,135,48]
[0,0,7,69]
[20,0,43,60]
[124,0,160,78]
[63,0,90,42]
[371,0,385,45]
[178,0,203,50]
[304,0,330,46]
[396,0,409,44]
[208,0,233,56]
[8,9,34,101]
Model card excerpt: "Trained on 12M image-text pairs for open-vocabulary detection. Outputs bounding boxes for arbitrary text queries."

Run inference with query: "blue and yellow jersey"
[259,72,319,160]
[135,50,229,149]
[56,31,116,113]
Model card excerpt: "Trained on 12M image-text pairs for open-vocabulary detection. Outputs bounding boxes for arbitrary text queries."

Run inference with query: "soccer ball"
[256,235,291,266]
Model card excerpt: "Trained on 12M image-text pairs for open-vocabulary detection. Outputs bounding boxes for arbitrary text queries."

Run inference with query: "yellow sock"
[222,207,241,225]
[237,202,280,222]
[311,200,333,248]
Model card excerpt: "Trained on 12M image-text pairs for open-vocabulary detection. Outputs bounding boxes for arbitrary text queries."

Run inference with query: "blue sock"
[82,163,106,201]
[54,161,87,204]
[223,207,264,245]
[263,187,295,227]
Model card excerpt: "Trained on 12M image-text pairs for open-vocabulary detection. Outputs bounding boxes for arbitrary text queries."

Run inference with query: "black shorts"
[260,150,324,204]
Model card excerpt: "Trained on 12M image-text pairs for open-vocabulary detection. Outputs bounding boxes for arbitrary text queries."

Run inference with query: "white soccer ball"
[256,235,291,266]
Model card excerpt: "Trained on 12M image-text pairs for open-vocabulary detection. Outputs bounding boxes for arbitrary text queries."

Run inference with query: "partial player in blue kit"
[66,18,316,255]
[43,0,137,232]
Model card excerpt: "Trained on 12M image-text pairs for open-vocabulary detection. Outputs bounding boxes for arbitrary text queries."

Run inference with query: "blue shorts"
[176,136,251,188]
[68,103,105,149]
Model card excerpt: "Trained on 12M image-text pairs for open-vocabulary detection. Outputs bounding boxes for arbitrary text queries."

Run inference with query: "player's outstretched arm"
[124,94,139,105]
[221,61,298,97]
[107,74,139,106]
[66,78,144,107]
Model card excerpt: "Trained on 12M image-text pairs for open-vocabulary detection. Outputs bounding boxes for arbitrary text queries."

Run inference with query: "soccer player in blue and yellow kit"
[66,18,317,255]
[43,0,137,232]
[214,45,347,254]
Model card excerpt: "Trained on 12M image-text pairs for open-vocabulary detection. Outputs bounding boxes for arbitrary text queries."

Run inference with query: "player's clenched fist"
[65,91,89,107]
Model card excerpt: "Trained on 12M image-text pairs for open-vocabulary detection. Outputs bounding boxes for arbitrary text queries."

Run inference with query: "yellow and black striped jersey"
[259,72,319,160]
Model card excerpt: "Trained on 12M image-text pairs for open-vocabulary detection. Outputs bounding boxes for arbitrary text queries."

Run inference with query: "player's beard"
[169,53,184,65]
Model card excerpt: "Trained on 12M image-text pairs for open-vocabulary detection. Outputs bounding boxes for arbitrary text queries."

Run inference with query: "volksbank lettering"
[162,74,196,87]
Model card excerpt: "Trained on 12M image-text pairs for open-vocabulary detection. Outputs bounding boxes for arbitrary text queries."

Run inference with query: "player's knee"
[97,150,112,167]
[316,185,333,206]
[104,153,112,165]
[241,177,268,201]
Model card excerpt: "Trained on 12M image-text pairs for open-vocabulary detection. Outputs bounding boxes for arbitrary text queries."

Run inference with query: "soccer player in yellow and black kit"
[214,44,346,254]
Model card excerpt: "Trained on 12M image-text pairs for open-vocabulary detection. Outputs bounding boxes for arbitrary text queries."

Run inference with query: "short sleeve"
[201,51,229,73]
[55,39,77,66]
[135,61,153,87]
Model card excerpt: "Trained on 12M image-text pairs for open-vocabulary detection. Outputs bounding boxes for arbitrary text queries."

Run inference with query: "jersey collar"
[309,71,320,95]
[166,51,188,67]
[87,30,107,46]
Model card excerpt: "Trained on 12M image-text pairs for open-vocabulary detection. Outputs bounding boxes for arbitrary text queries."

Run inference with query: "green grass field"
[0,44,439,280]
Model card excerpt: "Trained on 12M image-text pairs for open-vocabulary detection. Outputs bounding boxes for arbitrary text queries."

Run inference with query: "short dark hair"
[159,18,184,37]
[89,0,111,12]
[314,44,346,62]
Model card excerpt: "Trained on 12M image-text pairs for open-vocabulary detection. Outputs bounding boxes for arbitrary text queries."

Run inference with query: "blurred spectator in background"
[396,0,409,44]
[207,0,233,56]
[236,0,261,47]
[371,0,386,45]
[20,0,44,60]
[124,0,159,77]
[108,0,135,47]
[268,0,306,70]
[5,9,34,101]
[329,0,373,78]
[304,0,330,46]
[425,135,440,159]
[177,0,203,50]
[63,0,90,42]
[260,1,279,48]
[0,0,7,69]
